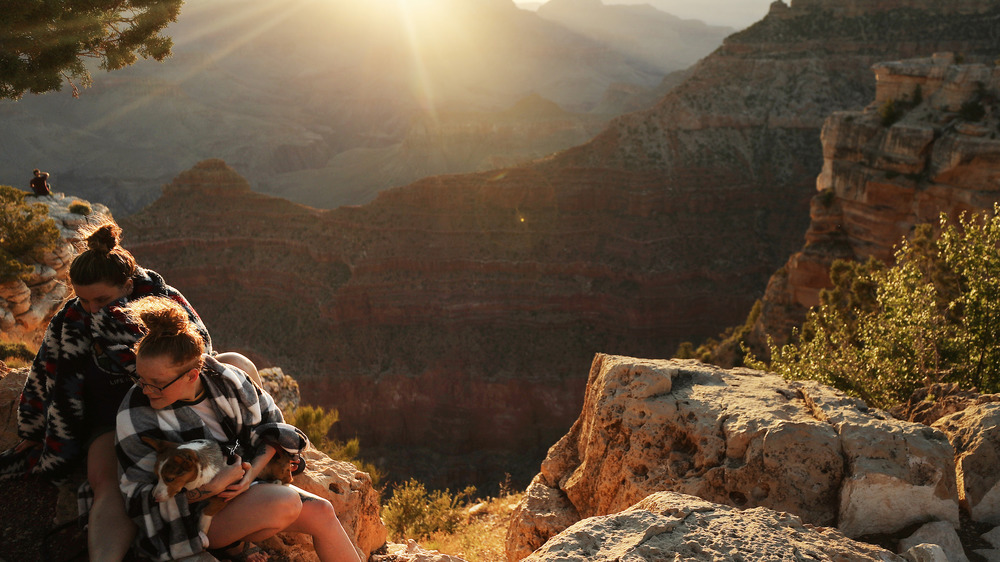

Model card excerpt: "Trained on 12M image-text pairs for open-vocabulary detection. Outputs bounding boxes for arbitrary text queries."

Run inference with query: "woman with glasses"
[0,219,254,561]
[117,296,361,562]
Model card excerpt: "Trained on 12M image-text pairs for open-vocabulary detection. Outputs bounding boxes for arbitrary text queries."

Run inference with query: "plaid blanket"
[0,268,210,483]
[116,355,284,561]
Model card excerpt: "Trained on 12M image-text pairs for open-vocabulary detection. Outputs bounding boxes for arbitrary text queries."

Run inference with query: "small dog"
[141,436,297,531]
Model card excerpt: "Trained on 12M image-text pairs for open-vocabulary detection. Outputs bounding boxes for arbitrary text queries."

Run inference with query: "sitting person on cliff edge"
[29,168,51,196]
[117,296,362,562]
[0,219,258,561]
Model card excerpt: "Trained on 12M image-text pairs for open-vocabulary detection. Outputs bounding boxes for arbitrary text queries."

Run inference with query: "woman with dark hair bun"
[0,219,256,561]
[118,297,361,562]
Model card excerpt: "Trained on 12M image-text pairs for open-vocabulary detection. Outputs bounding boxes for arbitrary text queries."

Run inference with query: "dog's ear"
[142,436,169,452]
[170,451,197,471]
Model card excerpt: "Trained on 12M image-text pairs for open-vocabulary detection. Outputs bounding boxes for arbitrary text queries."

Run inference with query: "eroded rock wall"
[754,54,1000,348]
[0,193,111,347]
[505,355,959,559]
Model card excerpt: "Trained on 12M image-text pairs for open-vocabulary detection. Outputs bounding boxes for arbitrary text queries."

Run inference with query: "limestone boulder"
[506,355,959,558]
[371,540,469,562]
[835,415,957,537]
[901,544,949,562]
[261,366,303,416]
[523,491,904,562]
[898,521,968,562]
[283,446,387,560]
[505,474,580,561]
[933,403,1000,524]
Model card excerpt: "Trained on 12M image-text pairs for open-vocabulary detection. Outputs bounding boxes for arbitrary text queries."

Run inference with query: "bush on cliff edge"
[749,206,1000,408]
[0,186,60,283]
[287,404,383,485]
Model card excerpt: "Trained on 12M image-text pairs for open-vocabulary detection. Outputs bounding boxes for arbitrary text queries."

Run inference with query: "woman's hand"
[216,461,254,500]
[186,455,247,503]
[14,439,41,453]
[215,444,277,501]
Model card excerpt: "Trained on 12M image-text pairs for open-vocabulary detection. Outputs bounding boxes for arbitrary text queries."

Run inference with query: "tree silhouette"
[0,0,182,100]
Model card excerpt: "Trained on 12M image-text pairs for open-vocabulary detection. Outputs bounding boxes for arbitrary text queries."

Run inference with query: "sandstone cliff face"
[506,355,1000,560]
[0,194,111,347]
[542,0,1000,361]
[754,54,1000,348]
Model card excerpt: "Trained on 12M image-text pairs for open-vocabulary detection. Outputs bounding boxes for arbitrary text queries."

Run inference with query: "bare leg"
[216,351,262,387]
[283,487,361,562]
[87,432,136,561]
[207,483,301,561]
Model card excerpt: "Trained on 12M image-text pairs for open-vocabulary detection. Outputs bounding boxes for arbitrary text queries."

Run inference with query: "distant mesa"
[163,159,252,196]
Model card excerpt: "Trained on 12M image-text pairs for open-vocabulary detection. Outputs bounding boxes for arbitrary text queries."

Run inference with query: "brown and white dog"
[141,436,296,531]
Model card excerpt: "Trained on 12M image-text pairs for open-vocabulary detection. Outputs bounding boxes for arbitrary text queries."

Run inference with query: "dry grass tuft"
[420,492,524,562]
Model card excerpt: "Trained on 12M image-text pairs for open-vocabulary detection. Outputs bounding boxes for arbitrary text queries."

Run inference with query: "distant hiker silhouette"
[30,169,51,196]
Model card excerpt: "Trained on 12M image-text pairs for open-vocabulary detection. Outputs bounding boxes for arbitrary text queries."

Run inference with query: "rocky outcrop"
[506,355,961,559]
[522,491,904,562]
[261,366,303,415]
[934,404,1000,525]
[753,54,1000,349]
[280,447,387,560]
[0,193,111,347]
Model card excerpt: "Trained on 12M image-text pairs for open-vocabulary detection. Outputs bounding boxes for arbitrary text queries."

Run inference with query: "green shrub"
[0,248,32,284]
[879,98,903,127]
[749,207,1000,408]
[818,188,836,207]
[382,478,476,540]
[0,341,34,362]
[68,201,91,215]
[0,185,60,282]
[287,404,383,485]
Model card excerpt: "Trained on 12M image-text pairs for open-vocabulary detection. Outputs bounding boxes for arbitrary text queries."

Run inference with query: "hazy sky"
[514,0,776,30]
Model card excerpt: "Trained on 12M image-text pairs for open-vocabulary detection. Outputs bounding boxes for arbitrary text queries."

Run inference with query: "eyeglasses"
[131,366,195,394]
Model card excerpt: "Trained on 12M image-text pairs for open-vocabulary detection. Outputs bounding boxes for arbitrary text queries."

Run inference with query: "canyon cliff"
[122,1,1000,490]
[749,54,1000,354]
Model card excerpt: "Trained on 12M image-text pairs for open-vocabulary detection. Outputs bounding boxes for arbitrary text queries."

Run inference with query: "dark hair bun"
[126,296,205,364]
[86,223,122,254]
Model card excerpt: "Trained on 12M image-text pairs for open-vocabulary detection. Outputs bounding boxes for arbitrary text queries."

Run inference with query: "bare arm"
[184,456,247,502]
[216,444,278,500]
